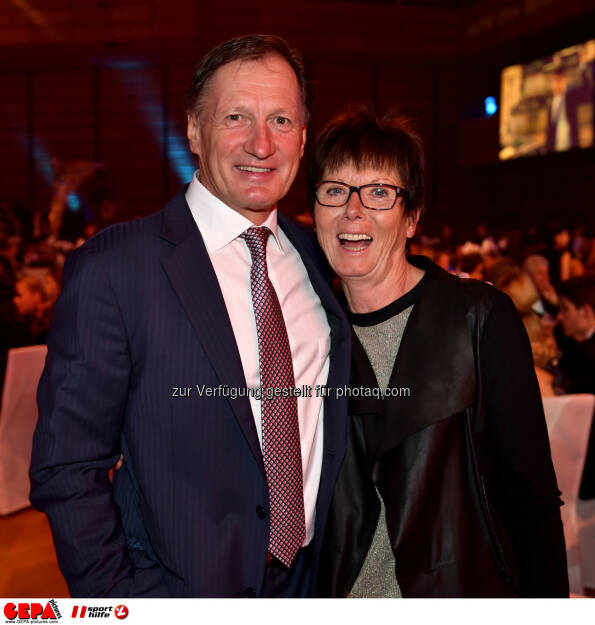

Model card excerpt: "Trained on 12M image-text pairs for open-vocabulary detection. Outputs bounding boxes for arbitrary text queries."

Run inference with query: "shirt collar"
[185,171,285,253]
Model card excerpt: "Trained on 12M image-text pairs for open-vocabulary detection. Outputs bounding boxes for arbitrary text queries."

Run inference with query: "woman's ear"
[406,208,421,239]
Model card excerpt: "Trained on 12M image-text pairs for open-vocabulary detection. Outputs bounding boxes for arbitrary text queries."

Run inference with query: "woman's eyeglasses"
[315,181,408,210]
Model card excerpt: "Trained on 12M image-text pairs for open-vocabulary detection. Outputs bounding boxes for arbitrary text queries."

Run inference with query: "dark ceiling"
[324,0,481,7]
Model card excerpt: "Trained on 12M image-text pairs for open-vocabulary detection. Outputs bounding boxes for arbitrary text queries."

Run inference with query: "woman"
[311,108,568,598]
[496,269,559,397]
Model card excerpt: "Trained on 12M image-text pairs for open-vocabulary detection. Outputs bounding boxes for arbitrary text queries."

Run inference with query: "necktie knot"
[240,227,271,260]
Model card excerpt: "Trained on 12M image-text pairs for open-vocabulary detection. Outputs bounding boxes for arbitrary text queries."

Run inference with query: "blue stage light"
[167,133,196,183]
[32,139,54,184]
[484,96,497,117]
[112,67,195,184]
[67,193,81,211]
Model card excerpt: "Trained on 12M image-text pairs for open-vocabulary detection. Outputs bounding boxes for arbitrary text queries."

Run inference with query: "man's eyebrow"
[218,103,250,113]
[267,108,299,118]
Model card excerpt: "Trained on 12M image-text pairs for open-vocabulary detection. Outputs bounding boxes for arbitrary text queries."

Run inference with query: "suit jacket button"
[256,505,267,519]
[244,587,257,598]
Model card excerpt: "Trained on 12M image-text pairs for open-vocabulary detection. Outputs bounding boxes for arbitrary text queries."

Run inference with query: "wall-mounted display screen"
[499,39,594,160]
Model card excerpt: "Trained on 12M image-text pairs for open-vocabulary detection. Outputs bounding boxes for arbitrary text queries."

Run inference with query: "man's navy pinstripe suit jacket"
[30,188,351,597]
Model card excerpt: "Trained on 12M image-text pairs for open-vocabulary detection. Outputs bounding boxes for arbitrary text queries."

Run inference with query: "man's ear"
[187,114,201,156]
[299,126,307,159]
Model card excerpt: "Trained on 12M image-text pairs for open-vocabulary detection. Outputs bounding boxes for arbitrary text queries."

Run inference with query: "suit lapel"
[159,190,264,472]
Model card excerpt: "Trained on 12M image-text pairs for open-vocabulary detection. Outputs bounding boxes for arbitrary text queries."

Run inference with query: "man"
[545,59,593,153]
[13,274,54,343]
[30,35,351,598]
[523,254,559,319]
[546,67,579,152]
[556,277,595,394]
[0,257,31,387]
[557,277,595,500]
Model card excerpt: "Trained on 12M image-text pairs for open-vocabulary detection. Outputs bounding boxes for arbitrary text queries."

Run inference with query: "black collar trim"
[349,270,427,327]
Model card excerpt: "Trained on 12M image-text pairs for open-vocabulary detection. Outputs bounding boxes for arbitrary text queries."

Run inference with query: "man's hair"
[308,106,425,215]
[185,34,309,123]
[558,277,595,311]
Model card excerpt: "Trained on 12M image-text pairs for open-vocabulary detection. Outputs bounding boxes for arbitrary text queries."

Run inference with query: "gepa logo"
[3,601,61,622]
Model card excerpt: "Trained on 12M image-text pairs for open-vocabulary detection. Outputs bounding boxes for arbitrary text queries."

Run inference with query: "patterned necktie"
[240,226,305,568]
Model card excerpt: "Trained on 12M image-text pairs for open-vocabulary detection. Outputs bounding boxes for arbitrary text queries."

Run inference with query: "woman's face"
[313,163,418,286]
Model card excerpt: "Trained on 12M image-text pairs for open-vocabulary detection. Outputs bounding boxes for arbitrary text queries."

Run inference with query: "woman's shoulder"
[459,275,515,308]
[410,254,516,321]
[431,264,516,325]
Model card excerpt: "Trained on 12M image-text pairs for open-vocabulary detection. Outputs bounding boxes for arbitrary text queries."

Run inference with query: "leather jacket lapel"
[351,258,476,462]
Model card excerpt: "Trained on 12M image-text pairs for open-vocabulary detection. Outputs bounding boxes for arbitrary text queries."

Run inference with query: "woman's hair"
[522,314,559,369]
[498,271,539,314]
[486,257,519,286]
[309,106,425,215]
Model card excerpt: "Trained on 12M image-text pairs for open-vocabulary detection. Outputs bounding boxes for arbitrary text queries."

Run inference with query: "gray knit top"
[346,274,425,598]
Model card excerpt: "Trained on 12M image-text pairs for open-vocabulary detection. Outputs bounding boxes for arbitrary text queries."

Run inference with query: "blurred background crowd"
[410,219,595,398]
[2,198,595,401]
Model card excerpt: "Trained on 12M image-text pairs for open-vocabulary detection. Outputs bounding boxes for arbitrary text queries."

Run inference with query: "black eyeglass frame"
[315,180,408,210]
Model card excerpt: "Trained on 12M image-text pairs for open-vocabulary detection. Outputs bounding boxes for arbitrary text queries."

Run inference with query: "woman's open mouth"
[337,233,373,252]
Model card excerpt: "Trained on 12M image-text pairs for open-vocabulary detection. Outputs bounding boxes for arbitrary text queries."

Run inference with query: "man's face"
[528,264,551,293]
[13,281,41,316]
[187,54,306,224]
[557,297,590,341]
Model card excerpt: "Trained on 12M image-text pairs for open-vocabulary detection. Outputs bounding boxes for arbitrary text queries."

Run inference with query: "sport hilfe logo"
[3,601,61,621]
[71,606,112,619]
[114,606,128,620]
[70,605,128,620]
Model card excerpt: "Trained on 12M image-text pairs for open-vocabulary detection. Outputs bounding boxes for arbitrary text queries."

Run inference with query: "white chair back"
[0,345,48,515]
[542,394,595,595]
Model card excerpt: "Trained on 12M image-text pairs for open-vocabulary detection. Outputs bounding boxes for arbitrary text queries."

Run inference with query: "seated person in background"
[546,228,584,285]
[432,248,452,273]
[458,248,484,280]
[0,257,31,387]
[523,255,559,319]
[480,239,501,277]
[13,274,54,344]
[521,314,560,397]
[0,235,22,272]
[498,270,558,396]
[485,257,518,288]
[556,277,595,394]
[497,270,538,316]
[586,235,595,277]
